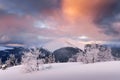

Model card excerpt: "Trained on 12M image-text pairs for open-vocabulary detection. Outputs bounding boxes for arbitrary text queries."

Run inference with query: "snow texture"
[0,61,120,80]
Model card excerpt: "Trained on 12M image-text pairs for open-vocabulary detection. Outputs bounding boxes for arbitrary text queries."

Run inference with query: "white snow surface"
[0,61,120,80]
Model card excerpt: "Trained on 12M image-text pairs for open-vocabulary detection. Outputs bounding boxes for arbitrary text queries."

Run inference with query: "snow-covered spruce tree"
[84,44,99,63]
[21,48,45,73]
[96,45,113,62]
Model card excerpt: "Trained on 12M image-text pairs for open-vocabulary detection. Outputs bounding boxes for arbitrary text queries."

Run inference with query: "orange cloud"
[48,0,116,40]
[62,0,116,22]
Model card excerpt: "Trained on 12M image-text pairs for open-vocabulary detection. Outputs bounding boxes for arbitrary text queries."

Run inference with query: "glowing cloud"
[78,36,89,40]
[0,0,119,46]
[62,0,116,22]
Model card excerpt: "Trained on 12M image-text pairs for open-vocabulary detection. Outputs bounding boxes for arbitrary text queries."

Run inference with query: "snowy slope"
[0,61,120,80]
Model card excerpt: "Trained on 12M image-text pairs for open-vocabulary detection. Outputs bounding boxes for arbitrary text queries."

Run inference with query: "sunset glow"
[0,0,119,46]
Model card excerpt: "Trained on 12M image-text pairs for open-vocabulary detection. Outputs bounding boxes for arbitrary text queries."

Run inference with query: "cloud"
[0,0,61,15]
[97,13,120,37]
[78,36,89,40]
[6,43,25,47]
[0,0,120,46]
[62,0,118,21]
[59,0,120,40]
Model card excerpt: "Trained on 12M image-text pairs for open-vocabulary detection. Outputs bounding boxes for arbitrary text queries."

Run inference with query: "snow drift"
[0,61,120,80]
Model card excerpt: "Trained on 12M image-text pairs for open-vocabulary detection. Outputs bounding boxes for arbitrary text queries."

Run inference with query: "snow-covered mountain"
[0,61,120,80]
[43,38,86,52]
[43,38,107,52]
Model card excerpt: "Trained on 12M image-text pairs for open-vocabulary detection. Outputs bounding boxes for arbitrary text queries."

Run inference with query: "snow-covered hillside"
[0,61,120,80]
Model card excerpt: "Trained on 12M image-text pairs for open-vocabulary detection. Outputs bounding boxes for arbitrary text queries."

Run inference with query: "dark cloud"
[94,0,120,36]
[0,0,61,15]
[102,25,119,36]
[94,0,118,22]
[97,16,120,36]
[0,9,12,16]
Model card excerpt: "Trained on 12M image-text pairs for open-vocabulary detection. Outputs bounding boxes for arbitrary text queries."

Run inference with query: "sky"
[0,0,120,47]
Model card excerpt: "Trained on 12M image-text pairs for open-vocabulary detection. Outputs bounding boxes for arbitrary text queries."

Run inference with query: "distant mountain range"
[0,38,120,65]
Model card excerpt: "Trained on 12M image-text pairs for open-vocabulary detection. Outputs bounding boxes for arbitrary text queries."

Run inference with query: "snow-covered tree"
[97,46,113,62]
[21,48,44,73]
[84,44,99,63]
[5,54,16,67]
[22,52,38,72]
[84,44,113,63]
[9,54,16,66]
